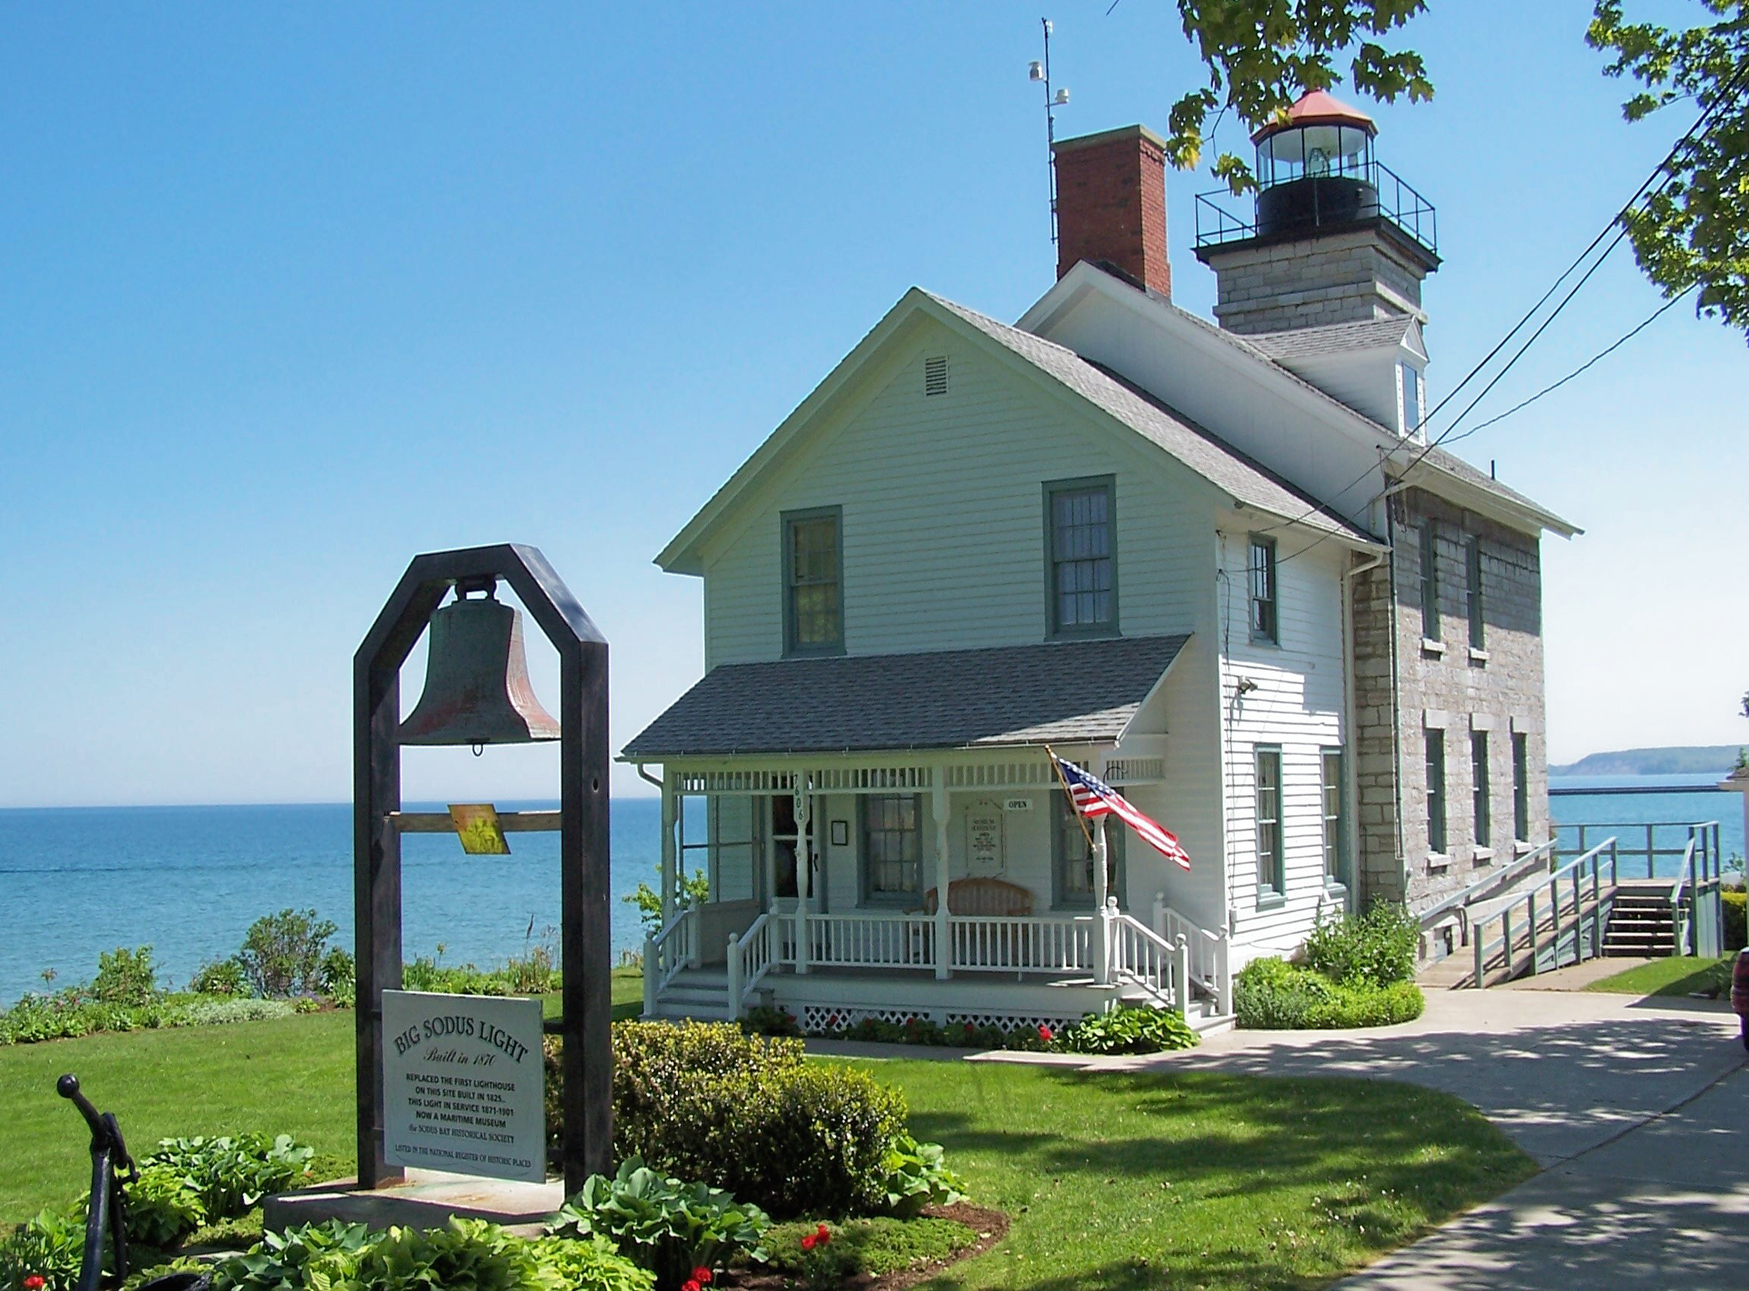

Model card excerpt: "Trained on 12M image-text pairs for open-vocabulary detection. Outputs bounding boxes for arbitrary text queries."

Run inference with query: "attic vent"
[923,355,948,397]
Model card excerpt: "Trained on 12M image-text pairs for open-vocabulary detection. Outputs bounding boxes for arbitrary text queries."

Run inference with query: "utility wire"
[1448,286,1694,444]
[1249,72,1739,552]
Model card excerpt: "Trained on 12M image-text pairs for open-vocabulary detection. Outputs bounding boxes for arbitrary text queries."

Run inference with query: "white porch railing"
[949,914,1097,974]
[725,911,780,1019]
[1153,898,1232,1016]
[1109,910,1188,1013]
[642,907,696,1017]
[805,912,938,970]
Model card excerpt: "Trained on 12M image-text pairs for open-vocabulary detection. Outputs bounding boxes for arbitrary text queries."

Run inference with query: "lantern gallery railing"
[1193,159,1437,256]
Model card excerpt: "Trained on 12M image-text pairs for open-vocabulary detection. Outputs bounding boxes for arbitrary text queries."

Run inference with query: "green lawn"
[2,979,1536,1290]
[1583,955,1734,998]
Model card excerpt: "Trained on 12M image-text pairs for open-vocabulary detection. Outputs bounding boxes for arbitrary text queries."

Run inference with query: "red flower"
[24,1278,45,1291]
[691,1268,713,1285]
[1038,1025,1054,1042]
[801,1234,817,1251]
[682,1281,701,1291]
[816,1223,832,1244]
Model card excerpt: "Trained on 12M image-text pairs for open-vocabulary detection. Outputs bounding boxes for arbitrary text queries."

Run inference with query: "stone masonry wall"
[1350,489,1550,913]
[1203,226,1428,334]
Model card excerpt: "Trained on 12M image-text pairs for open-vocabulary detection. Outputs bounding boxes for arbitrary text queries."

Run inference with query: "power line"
[1447,286,1694,444]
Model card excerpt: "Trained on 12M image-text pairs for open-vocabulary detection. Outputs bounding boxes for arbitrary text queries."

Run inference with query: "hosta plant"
[876,1135,966,1219]
[548,1158,768,1289]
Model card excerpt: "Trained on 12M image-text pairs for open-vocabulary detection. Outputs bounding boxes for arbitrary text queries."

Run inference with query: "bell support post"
[353,543,611,1196]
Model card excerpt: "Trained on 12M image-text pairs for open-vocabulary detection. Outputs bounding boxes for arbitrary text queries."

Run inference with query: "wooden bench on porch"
[921,877,1034,917]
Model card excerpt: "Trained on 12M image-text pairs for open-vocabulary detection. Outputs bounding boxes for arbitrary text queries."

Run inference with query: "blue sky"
[1,1,1742,807]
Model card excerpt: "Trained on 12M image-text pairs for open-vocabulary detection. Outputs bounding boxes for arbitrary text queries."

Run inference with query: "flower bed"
[741,1003,1200,1055]
[1235,905,1426,1030]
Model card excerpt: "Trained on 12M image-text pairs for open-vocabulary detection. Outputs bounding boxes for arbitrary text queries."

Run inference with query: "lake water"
[0,799,660,1008]
[3,782,1742,1008]
[1550,775,1744,877]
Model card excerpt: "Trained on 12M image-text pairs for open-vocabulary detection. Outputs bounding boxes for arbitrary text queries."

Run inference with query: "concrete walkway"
[825,985,1749,1287]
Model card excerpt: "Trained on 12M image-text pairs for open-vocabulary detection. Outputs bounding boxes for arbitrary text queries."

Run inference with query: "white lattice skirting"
[799,1003,1084,1034]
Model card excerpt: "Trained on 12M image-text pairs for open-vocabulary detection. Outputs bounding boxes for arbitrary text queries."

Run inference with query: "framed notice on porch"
[966,802,1004,876]
[381,990,546,1183]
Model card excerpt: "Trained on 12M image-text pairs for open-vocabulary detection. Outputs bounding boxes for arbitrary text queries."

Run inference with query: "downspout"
[1340,552,1386,913]
[1384,504,1407,901]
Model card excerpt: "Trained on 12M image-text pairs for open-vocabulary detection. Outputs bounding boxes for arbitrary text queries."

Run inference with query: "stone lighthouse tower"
[1193,89,1439,336]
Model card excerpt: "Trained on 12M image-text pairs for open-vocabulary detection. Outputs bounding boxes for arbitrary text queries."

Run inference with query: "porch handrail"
[1108,911,1185,1015]
[642,906,697,1017]
[725,911,777,1020]
[1470,838,1617,988]
[1153,899,1229,1013]
[806,911,938,971]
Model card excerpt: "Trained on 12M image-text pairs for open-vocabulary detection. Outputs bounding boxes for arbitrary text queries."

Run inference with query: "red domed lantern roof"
[1252,89,1377,143]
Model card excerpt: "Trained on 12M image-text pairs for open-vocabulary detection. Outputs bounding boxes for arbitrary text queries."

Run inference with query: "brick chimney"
[1052,125,1171,297]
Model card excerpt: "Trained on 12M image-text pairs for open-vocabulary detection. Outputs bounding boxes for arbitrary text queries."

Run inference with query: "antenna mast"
[1029,18,1069,243]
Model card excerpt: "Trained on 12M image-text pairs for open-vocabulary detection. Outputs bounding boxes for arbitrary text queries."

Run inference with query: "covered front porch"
[621,633,1231,1031]
[633,750,1230,1029]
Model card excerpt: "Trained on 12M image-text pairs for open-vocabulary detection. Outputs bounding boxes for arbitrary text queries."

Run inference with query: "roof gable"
[657,287,1376,575]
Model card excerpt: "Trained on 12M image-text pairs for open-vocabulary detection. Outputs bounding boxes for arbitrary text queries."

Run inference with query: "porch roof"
[622,633,1190,759]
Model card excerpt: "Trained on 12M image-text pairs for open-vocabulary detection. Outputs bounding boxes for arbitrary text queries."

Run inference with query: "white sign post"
[381,990,546,1183]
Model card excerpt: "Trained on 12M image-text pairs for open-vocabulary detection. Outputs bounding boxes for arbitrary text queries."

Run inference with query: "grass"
[860,1058,1535,1291]
[1583,955,1734,998]
[1,975,1537,1289]
[764,1215,977,1277]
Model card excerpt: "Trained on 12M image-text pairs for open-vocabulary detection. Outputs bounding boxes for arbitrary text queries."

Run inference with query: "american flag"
[1053,754,1192,871]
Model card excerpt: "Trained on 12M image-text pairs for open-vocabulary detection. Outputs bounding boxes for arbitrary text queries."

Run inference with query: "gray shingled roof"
[1246,316,1417,361]
[926,294,1376,544]
[623,634,1191,758]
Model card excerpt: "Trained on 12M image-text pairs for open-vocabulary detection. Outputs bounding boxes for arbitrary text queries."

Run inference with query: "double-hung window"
[1426,731,1448,855]
[1320,748,1346,887]
[1513,733,1530,842]
[1419,523,1441,641]
[1471,732,1491,850]
[1256,747,1284,897]
[783,507,843,656]
[1249,535,1278,644]
[1400,362,1423,436]
[1045,477,1116,636]
[860,794,921,903]
[1467,538,1485,650]
[1053,793,1125,908]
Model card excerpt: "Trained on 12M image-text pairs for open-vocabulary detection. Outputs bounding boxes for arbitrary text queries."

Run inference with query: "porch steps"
[1602,887,1676,957]
[646,968,735,1022]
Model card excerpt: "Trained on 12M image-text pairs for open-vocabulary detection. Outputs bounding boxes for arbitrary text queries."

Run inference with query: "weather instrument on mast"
[1029,18,1070,243]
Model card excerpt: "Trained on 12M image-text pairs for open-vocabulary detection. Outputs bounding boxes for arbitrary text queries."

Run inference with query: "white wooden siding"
[698,328,1208,666]
[1215,530,1351,960]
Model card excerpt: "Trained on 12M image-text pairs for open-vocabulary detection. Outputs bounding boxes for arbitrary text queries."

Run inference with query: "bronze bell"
[399,579,561,746]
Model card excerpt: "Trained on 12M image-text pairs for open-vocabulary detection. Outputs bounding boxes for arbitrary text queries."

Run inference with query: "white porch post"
[932,775,951,980]
[794,774,811,976]
[1093,816,1112,985]
[660,773,677,925]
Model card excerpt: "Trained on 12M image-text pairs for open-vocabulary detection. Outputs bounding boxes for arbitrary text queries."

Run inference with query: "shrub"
[551,1021,906,1219]
[0,1207,84,1291]
[1724,890,1746,952]
[190,957,249,997]
[173,998,295,1027]
[738,1005,802,1038]
[141,1133,315,1219]
[875,1134,966,1218]
[236,909,338,998]
[1236,956,1424,1029]
[1059,1006,1200,1055]
[319,948,356,1002]
[1303,904,1419,987]
[548,1158,768,1288]
[94,946,160,1006]
[122,1166,208,1249]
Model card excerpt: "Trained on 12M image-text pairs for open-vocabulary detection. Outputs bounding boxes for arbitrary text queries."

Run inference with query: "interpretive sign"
[966,802,1004,876]
[381,990,545,1182]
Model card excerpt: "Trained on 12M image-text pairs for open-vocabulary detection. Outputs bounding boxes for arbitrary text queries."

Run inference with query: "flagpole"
[1043,744,1098,856]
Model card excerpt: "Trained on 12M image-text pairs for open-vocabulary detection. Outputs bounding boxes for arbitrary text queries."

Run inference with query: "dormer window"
[1400,362,1423,436]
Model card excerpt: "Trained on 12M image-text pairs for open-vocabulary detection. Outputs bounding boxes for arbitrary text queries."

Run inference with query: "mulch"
[724,1204,1010,1290]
